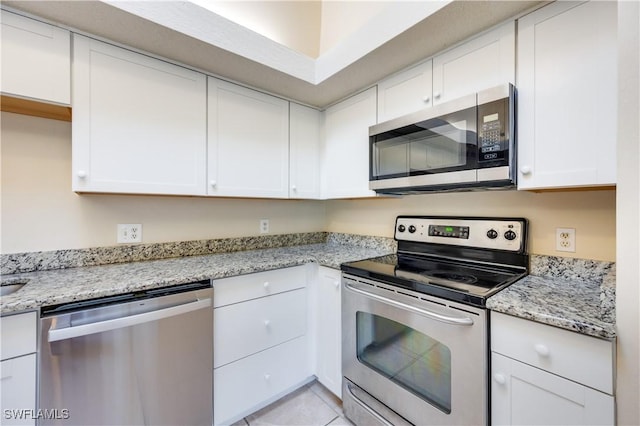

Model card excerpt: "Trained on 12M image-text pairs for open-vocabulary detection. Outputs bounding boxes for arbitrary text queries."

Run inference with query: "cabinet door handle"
[263,281,270,289]
[434,92,441,100]
[264,374,270,381]
[493,373,506,385]
[422,96,431,103]
[209,180,217,188]
[520,166,532,175]
[77,170,87,178]
[264,319,270,327]
[291,185,297,191]
[534,343,550,357]
[334,280,340,289]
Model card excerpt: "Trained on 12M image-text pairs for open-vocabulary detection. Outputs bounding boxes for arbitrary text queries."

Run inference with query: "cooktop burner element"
[341,216,529,307]
[429,271,479,284]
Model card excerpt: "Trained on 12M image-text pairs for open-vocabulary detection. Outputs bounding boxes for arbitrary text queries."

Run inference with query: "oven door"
[342,274,487,426]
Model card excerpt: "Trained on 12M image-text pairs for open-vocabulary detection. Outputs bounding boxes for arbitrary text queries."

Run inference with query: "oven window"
[356,312,451,414]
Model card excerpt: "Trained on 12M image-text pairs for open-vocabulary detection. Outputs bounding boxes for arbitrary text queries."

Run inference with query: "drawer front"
[214,336,310,425]
[0,354,37,426]
[491,312,614,394]
[214,289,307,368]
[213,265,307,307]
[0,312,37,361]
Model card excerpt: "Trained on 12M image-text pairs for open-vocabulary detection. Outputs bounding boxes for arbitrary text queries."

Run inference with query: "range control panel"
[395,216,526,252]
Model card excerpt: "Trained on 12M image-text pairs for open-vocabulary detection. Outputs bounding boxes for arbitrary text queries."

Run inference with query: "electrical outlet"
[260,219,269,234]
[117,224,142,243]
[556,228,576,252]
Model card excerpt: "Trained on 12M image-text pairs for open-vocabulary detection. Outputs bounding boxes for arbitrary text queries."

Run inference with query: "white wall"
[319,1,388,55]
[615,1,640,424]
[0,112,326,253]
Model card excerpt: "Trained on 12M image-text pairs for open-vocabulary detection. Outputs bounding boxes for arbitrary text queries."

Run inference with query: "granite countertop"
[487,257,616,339]
[0,242,394,315]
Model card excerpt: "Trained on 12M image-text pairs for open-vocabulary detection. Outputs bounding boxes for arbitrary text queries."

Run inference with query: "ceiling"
[3,0,544,108]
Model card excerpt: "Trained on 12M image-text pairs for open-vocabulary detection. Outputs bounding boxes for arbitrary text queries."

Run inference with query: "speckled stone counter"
[487,255,616,339]
[0,239,395,315]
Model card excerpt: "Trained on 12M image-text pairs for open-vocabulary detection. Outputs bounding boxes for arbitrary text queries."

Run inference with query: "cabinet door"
[314,267,342,397]
[1,11,70,105]
[516,1,617,189]
[377,60,433,122]
[0,354,37,426]
[208,78,290,198]
[433,21,515,104]
[290,103,321,199]
[72,35,207,195]
[491,353,614,426]
[322,87,377,199]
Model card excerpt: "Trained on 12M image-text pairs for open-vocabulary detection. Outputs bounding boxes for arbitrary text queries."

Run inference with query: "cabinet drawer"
[213,266,306,307]
[214,336,310,425]
[214,289,307,367]
[491,312,614,394]
[0,312,37,361]
[0,354,37,426]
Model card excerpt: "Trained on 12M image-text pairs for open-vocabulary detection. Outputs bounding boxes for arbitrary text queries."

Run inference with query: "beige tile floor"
[232,381,354,426]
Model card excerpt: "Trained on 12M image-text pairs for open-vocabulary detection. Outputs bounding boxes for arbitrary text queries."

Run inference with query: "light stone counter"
[1,239,395,315]
[487,255,616,339]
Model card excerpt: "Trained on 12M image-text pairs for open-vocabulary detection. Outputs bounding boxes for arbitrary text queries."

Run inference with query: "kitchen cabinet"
[212,266,312,425]
[377,60,433,122]
[516,1,617,190]
[72,35,207,195]
[0,312,37,426]
[321,87,377,199]
[313,266,342,397]
[208,78,290,198]
[1,10,70,106]
[289,103,322,199]
[491,312,615,425]
[432,21,514,105]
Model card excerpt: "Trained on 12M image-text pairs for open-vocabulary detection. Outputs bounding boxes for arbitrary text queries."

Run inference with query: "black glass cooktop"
[341,253,527,307]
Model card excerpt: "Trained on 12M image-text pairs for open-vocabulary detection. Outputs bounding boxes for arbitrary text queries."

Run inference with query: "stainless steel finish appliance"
[39,281,213,426]
[341,216,528,426]
[369,84,515,194]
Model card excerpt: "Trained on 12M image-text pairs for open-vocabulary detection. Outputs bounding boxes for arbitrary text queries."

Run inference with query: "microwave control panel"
[477,98,509,165]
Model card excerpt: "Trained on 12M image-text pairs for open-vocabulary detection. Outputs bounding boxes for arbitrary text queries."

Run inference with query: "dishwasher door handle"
[48,298,212,342]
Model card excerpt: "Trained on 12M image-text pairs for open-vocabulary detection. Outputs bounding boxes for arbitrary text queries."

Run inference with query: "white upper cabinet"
[321,87,377,199]
[377,60,433,123]
[433,22,515,104]
[516,1,617,190]
[208,78,290,198]
[290,103,321,199]
[72,35,207,195]
[1,10,70,105]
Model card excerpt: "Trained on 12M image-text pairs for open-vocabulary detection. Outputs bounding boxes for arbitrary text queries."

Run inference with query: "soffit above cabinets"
[3,0,544,108]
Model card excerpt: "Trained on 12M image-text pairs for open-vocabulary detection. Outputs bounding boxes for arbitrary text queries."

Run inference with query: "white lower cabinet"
[491,312,615,426]
[313,266,342,397]
[213,266,311,425]
[0,312,37,426]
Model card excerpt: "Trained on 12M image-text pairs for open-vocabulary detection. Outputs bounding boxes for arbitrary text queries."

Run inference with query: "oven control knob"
[487,229,498,239]
[408,225,417,233]
[504,230,517,241]
[397,224,406,233]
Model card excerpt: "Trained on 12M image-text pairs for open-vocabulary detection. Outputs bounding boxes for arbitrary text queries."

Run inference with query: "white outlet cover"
[118,224,142,243]
[259,219,269,234]
[555,228,576,252]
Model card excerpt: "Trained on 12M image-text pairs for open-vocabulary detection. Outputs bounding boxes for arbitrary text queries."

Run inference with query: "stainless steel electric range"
[341,216,528,426]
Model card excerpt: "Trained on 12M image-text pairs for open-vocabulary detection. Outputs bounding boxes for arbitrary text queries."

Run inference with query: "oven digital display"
[428,225,469,239]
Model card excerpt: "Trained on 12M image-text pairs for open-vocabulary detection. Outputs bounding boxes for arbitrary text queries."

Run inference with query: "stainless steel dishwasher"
[39,280,213,426]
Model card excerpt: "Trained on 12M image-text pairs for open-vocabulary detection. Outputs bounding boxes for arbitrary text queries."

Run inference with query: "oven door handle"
[345,282,474,326]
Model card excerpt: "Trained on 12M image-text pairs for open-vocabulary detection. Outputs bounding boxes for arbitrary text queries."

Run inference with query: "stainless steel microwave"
[369,84,515,194]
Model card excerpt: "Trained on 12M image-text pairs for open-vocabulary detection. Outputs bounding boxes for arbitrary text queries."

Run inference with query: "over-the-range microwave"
[369,84,516,194]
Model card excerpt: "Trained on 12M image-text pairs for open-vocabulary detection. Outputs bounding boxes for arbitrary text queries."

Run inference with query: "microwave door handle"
[345,282,473,326]
[47,298,212,342]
